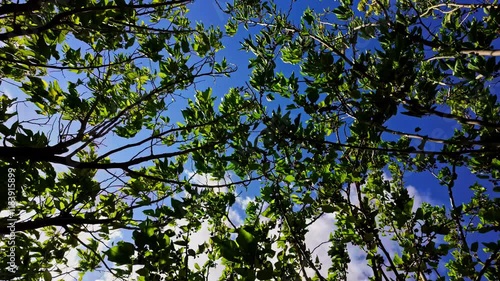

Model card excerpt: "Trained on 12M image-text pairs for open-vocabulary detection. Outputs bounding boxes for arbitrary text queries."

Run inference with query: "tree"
[212,0,500,280]
[1,0,499,281]
[0,0,259,280]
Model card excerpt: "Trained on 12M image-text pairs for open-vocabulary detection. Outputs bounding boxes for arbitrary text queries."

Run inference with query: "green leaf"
[471,242,478,252]
[221,240,240,263]
[171,198,186,218]
[303,8,314,25]
[256,265,274,280]
[321,205,336,213]
[181,38,190,53]
[105,242,135,265]
[284,175,295,183]
[236,227,256,250]
[333,5,353,20]
[43,270,52,281]
[393,254,403,265]
[306,89,319,103]
[174,240,189,246]
[225,20,238,36]
[281,46,302,64]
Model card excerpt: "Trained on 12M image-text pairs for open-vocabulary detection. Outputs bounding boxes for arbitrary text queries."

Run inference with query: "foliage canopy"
[0,0,499,280]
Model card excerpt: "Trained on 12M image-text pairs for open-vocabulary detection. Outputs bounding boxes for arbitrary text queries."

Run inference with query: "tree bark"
[0,0,43,16]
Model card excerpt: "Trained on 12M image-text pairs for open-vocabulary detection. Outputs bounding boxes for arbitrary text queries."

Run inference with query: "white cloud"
[8,217,123,281]
[227,208,243,227]
[186,171,233,193]
[300,175,437,280]
[184,172,430,281]
[382,172,436,212]
[2,166,438,281]
[94,264,143,281]
[406,184,434,211]
[2,91,16,114]
[236,196,254,211]
[304,213,336,277]
[346,244,372,280]
[181,220,225,281]
[55,224,123,281]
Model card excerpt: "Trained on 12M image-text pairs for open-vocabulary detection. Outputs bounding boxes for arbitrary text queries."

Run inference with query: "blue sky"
[1,0,499,280]
[188,1,500,279]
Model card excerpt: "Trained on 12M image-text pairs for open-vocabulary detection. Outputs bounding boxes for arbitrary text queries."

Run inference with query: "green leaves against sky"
[0,0,499,280]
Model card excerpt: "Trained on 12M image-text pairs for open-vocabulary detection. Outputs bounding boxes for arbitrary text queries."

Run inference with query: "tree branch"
[475,248,500,281]
[0,0,191,40]
[296,136,497,156]
[52,141,221,169]
[0,54,146,71]
[0,0,44,16]
[0,215,116,235]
